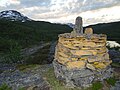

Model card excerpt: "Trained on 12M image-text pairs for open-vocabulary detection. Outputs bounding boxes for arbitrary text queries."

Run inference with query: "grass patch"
[0,83,11,90]
[0,83,26,90]
[111,62,120,68]
[106,77,117,86]
[18,87,25,90]
[89,82,103,90]
[16,64,38,71]
[0,70,3,74]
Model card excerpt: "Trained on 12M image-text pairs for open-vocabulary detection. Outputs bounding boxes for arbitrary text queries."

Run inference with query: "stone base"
[53,60,113,88]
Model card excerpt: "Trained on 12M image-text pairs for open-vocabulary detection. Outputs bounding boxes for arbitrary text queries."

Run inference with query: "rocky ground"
[0,64,52,90]
[0,62,120,90]
[0,45,120,90]
[0,42,53,90]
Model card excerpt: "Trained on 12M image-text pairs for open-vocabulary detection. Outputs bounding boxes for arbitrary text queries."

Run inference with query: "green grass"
[90,82,103,90]
[111,62,120,68]
[18,87,25,90]
[0,83,11,90]
[106,77,117,86]
[0,83,25,90]
[16,64,39,72]
[0,70,3,74]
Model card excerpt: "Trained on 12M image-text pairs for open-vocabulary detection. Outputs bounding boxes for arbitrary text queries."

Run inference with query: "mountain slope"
[85,21,120,43]
[0,10,32,22]
[0,19,72,53]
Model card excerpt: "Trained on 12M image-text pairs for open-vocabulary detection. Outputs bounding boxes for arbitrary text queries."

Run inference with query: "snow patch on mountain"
[0,10,32,22]
[67,23,74,28]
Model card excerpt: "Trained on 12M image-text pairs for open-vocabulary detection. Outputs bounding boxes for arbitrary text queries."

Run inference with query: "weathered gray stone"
[72,75,94,87]
[0,65,51,90]
[53,60,113,88]
[73,16,83,34]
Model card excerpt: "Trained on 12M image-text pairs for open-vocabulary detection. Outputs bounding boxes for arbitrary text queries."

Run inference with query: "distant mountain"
[0,10,32,22]
[67,23,74,28]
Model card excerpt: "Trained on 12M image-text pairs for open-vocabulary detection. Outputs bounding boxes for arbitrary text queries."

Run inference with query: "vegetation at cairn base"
[44,68,118,90]
[90,82,103,90]
[106,77,117,86]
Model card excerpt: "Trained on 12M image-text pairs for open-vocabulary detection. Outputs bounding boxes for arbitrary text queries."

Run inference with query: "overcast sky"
[0,0,120,26]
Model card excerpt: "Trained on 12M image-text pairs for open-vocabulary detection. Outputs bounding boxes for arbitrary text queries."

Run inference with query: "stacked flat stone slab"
[53,17,113,88]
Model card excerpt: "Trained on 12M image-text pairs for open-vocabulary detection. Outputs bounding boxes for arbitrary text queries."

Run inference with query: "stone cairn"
[53,16,113,88]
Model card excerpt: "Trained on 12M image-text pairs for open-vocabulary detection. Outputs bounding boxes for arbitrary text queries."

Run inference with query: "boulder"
[84,28,93,35]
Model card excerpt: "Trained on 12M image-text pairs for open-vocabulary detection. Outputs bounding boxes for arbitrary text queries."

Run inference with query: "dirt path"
[21,42,50,57]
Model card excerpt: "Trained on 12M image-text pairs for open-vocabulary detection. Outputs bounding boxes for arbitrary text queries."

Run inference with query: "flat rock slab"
[0,65,52,90]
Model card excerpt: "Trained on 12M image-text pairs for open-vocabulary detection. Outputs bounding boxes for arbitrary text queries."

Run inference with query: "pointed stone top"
[74,16,83,34]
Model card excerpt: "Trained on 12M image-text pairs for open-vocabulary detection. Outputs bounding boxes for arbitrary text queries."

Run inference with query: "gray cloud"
[54,0,120,14]
[20,0,51,7]
[0,0,120,25]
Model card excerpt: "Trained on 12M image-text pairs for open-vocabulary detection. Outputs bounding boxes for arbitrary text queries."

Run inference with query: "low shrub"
[0,83,11,90]
[91,82,103,90]
[106,77,116,86]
